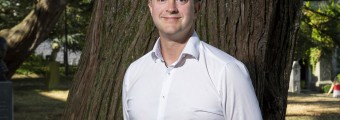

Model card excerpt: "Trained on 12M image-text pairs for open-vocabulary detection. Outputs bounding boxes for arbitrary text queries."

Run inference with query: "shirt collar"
[151,39,164,62]
[151,31,201,62]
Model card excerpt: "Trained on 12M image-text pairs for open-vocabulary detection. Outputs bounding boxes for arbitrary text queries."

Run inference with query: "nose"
[166,1,178,13]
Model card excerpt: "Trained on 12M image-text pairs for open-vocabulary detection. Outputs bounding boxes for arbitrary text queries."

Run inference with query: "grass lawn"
[286,91,340,120]
[12,75,71,120]
[11,76,340,119]
[14,90,68,120]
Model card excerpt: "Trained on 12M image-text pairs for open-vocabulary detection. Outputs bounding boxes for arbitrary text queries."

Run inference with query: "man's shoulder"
[128,51,153,69]
[124,51,153,85]
[201,42,242,65]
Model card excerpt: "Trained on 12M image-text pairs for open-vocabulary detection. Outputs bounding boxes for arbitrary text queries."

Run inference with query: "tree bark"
[63,1,158,119]
[197,0,303,119]
[0,0,66,78]
[63,0,302,119]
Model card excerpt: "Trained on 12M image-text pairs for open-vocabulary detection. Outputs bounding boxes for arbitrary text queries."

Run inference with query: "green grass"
[12,76,340,120]
[12,76,72,120]
[14,90,67,120]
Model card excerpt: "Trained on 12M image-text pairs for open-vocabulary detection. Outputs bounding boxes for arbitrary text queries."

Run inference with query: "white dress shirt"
[122,32,262,120]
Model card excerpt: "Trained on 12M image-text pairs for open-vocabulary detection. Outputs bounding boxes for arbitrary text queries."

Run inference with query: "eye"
[176,0,189,5]
[157,0,167,4]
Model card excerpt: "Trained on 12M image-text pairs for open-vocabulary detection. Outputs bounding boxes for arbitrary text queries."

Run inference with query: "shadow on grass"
[286,113,340,120]
[288,100,340,105]
[12,76,72,120]
[12,76,73,91]
[287,90,340,120]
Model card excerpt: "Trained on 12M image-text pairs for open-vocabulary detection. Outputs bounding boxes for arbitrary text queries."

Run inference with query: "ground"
[12,75,70,120]
[286,91,340,120]
[10,76,340,120]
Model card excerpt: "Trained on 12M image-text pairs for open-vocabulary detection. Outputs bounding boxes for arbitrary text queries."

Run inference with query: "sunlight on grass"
[14,89,68,120]
[286,93,340,120]
[38,90,69,102]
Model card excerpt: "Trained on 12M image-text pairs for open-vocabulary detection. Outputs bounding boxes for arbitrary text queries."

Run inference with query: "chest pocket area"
[192,107,224,120]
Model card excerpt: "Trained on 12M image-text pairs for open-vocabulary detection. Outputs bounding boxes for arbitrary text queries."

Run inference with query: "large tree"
[63,0,303,119]
[0,0,66,77]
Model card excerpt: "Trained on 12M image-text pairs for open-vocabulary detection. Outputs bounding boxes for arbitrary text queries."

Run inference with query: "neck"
[159,30,194,66]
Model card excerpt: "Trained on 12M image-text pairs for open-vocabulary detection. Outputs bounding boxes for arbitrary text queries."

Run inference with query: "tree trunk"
[197,0,303,119]
[0,0,66,78]
[63,0,302,120]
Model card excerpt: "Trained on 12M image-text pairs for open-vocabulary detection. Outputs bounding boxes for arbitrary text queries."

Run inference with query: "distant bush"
[15,54,78,76]
[336,74,340,83]
[59,65,78,76]
[321,84,332,93]
[15,54,49,75]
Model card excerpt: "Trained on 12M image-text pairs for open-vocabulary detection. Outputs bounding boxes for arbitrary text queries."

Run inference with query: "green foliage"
[321,84,332,93]
[336,73,340,83]
[15,54,79,76]
[309,48,321,69]
[51,1,93,52]
[59,65,78,76]
[295,0,340,67]
[2,0,92,76]
[1,0,93,52]
[0,0,32,29]
[15,54,49,75]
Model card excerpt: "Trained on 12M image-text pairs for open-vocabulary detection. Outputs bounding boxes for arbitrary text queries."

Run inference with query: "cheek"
[180,6,195,17]
[182,10,195,21]
[150,7,162,25]
[151,6,163,15]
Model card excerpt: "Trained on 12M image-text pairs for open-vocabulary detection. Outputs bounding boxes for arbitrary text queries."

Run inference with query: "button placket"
[157,67,175,120]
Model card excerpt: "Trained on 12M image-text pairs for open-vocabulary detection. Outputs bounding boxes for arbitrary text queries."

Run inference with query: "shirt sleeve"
[122,68,130,120]
[221,62,262,120]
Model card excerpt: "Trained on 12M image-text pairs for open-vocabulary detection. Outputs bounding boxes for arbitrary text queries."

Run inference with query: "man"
[122,0,262,119]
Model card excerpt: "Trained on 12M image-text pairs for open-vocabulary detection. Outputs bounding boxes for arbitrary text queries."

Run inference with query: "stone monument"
[289,61,301,93]
[0,37,12,120]
[314,57,333,91]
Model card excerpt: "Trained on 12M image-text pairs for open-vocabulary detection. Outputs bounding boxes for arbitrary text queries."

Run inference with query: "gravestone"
[0,81,12,120]
[0,37,12,120]
[314,57,333,88]
[332,47,340,78]
[289,61,301,93]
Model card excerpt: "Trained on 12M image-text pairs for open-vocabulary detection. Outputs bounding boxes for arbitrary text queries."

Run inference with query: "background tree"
[0,0,32,28]
[63,0,303,120]
[295,0,340,70]
[0,0,66,78]
[51,0,93,53]
[51,0,93,75]
[0,0,93,77]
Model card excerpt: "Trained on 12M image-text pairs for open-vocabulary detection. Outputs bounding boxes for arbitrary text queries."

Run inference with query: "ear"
[194,1,202,14]
[148,0,153,14]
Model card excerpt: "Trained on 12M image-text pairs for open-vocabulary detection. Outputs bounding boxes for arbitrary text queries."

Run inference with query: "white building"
[34,40,81,65]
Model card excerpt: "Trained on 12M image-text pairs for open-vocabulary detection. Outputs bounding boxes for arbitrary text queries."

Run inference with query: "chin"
[161,28,181,34]
[164,30,179,35]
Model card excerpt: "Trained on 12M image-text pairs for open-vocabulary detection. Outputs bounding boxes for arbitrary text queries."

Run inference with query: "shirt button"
[166,69,171,74]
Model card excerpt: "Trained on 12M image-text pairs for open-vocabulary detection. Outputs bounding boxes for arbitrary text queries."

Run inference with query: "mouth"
[162,16,181,22]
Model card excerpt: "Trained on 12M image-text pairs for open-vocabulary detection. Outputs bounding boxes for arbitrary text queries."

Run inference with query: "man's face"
[148,0,200,37]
